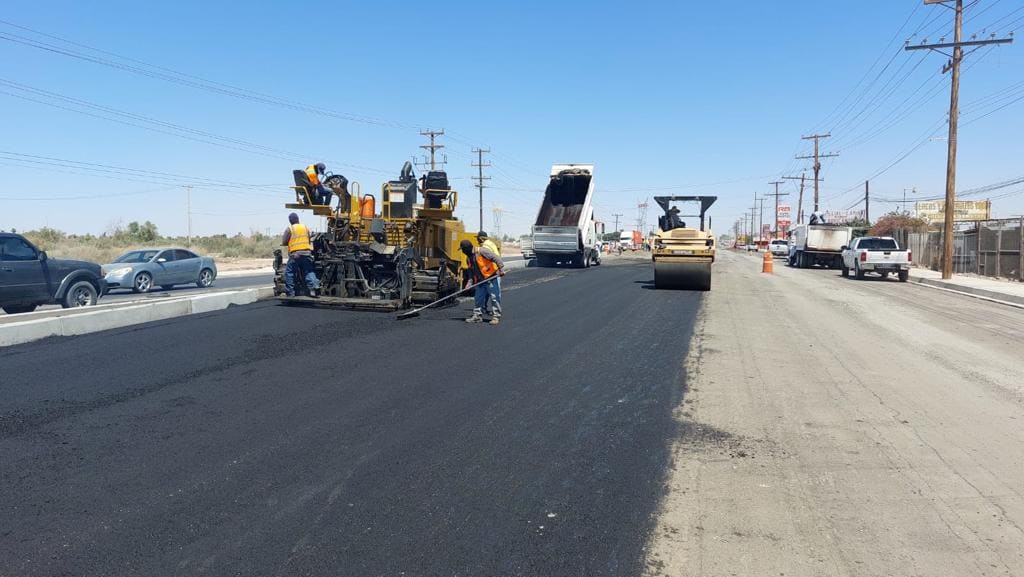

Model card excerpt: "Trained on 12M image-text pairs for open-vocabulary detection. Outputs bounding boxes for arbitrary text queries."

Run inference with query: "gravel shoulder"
[645,250,1024,577]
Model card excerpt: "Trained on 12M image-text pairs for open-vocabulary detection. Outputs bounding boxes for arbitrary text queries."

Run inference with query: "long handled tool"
[396,275,499,320]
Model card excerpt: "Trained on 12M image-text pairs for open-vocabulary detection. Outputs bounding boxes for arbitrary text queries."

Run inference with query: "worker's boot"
[465,308,484,323]
[488,314,501,325]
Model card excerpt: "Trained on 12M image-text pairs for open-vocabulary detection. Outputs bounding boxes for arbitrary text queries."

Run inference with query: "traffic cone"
[762,250,774,274]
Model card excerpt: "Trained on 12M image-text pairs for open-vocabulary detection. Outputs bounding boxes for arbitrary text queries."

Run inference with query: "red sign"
[778,219,792,227]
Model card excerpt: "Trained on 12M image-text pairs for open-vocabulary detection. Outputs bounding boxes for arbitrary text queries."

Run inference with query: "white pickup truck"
[841,236,911,282]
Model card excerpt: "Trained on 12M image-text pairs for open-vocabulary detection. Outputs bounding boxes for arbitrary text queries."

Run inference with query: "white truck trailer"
[788,224,853,269]
[531,164,602,268]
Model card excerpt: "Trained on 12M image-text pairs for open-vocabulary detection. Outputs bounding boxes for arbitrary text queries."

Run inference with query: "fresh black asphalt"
[0,260,702,576]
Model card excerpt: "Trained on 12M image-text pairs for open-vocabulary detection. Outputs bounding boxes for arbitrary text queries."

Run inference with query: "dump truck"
[788,224,852,269]
[531,164,602,268]
[651,196,716,291]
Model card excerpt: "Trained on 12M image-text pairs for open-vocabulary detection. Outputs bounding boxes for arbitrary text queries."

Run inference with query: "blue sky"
[1,0,1022,238]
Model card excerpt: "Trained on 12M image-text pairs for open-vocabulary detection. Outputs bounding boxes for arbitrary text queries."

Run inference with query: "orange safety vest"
[474,252,498,280]
[288,223,312,253]
[305,164,321,186]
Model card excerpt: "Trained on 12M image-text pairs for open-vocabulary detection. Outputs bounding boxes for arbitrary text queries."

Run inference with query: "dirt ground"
[644,250,1024,577]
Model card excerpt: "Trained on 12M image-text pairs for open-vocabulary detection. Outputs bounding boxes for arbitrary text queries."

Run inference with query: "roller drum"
[653,261,711,291]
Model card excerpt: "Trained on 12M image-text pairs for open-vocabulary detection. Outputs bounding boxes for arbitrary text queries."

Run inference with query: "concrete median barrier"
[0,287,274,347]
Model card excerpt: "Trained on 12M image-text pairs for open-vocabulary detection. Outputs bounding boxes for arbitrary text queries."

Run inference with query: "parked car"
[103,248,217,293]
[769,239,790,258]
[840,236,911,281]
[0,232,107,314]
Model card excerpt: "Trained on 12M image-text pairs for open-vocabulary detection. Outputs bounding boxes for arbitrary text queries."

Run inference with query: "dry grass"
[20,228,279,265]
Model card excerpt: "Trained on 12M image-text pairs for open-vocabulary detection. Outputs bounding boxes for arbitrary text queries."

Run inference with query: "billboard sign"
[914,200,991,223]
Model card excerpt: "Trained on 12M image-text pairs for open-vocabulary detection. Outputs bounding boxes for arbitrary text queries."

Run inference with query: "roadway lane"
[0,259,700,576]
[0,272,274,316]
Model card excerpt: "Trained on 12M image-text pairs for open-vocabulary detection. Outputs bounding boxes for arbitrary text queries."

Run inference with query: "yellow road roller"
[652,196,717,291]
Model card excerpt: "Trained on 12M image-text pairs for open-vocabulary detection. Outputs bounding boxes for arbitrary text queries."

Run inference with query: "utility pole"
[184,185,192,247]
[796,134,838,213]
[751,194,760,247]
[864,180,870,224]
[766,181,789,238]
[783,173,807,224]
[612,213,623,234]
[419,129,446,170]
[906,0,1012,279]
[471,147,491,231]
[758,197,767,242]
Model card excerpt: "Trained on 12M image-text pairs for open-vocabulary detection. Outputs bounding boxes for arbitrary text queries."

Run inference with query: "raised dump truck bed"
[531,164,602,268]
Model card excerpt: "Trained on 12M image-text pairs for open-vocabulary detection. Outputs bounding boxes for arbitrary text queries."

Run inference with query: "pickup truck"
[768,239,789,258]
[0,232,108,314]
[840,236,911,282]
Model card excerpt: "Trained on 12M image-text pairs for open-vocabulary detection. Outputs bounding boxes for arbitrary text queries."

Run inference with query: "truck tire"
[898,269,909,283]
[841,265,849,278]
[62,280,98,308]
[854,263,865,279]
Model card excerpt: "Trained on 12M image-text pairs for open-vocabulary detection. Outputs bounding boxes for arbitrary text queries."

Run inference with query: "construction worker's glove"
[497,268,506,277]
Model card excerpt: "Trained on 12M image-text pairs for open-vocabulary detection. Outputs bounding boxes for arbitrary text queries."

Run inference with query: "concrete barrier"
[0,288,276,348]
[0,317,63,347]
[189,290,258,314]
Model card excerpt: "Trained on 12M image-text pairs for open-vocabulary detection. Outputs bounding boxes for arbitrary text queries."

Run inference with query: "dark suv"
[0,233,108,314]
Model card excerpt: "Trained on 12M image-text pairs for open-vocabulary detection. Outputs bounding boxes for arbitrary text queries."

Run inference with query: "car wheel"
[197,268,214,288]
[62,280,98,308]
[2,304,38,314]
[133,272,153,293]
[841,265,849,278]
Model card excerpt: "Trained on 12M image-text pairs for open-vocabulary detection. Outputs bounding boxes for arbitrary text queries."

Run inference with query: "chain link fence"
[905,218,1024,281]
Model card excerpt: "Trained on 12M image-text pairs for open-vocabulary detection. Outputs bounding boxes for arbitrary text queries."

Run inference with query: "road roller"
[651,196,717,291]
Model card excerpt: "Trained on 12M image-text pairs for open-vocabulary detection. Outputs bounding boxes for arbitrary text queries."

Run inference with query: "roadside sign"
[915,200,991,222]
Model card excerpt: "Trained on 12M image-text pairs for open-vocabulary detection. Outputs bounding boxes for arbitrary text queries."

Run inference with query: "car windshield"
[113,250,159,263]
[858,238,898,250]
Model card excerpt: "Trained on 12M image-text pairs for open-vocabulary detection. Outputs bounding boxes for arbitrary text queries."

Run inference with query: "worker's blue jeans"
[474,277,500,315]
[285,254,319,296]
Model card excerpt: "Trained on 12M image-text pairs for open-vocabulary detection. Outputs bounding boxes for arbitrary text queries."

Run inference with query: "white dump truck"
[531,164,603,268]
[788,224,853,269]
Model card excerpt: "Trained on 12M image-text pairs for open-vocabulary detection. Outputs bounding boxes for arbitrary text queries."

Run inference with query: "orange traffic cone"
[762,250,774,274]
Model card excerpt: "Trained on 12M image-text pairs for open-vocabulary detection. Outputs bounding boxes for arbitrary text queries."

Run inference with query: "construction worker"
[304,162,330,205]
[282,213,320,297]
[460,239,504,324]
[476,231,502,312]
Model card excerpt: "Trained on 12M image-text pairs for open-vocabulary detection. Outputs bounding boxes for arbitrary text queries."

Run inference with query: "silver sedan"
[103,248,218,293]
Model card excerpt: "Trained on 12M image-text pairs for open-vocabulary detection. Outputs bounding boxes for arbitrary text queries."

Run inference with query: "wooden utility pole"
[612,213,623,234]
[766,181,789,238]
[864,180,870,224]
[796,134,838,213]
[906,0,1012,280]
[758,197,766,243]
[471,147,491,231]
[783,173,808,224]
[184,185,192,247]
